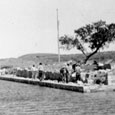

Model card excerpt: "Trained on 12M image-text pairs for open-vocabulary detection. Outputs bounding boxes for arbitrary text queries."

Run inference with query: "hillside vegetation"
[19,51,115,64]
[0,51,115,68]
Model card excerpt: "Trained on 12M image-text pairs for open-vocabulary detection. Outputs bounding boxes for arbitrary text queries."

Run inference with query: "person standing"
[31,64,37,79]
[66,63,72,82]
[71,63,81,83]
[38,63,44,81]
[75,63,81,81]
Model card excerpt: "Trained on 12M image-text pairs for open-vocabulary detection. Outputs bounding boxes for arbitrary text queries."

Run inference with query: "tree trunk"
[83,47,100,64]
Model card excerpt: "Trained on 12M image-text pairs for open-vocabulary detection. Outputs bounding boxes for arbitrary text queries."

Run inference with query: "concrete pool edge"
[0,75,115,93]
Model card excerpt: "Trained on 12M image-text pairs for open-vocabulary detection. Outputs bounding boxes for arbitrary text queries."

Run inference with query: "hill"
[19,51,115,64]
[0,51,115,68]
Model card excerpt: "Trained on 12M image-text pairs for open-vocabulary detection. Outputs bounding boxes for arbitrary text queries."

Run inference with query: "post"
[57,9,60,63]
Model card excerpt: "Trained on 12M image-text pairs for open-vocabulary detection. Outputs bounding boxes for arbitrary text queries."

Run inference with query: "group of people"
[19,60,108,85]
[31,63,44,81]
[60,61,82,83]
[59,60,108,85]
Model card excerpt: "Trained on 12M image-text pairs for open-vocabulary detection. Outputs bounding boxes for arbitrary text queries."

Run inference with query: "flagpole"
[57,9,60,63]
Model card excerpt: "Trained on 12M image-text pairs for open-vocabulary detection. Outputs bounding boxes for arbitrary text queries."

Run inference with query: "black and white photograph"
[0,0,115,115]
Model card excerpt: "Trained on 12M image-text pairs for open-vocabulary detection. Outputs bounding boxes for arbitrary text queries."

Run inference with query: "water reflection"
[0,80,115,115]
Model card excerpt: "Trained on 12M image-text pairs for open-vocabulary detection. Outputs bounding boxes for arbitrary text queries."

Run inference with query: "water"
[0,80,115,115]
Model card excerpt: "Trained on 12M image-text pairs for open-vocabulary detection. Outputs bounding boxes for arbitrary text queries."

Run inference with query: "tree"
[59,20,115,63]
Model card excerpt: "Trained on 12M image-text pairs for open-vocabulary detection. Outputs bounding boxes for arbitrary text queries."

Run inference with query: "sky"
[0,0,115,58]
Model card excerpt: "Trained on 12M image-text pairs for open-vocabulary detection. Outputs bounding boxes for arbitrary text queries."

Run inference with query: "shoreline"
[0,75,115,93]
